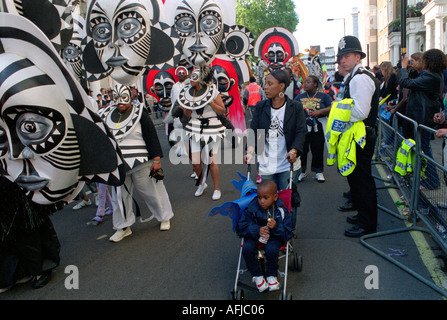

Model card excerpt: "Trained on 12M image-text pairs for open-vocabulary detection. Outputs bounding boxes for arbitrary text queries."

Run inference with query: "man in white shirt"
[336,36,380,237]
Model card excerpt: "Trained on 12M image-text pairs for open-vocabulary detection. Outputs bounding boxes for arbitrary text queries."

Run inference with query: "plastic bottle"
[336,83,345,101]
[258,218,271,244]
[312,118,318,132]
[258,233,269,244]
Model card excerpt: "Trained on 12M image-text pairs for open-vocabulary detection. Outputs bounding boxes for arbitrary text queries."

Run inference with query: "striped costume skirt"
[184,117,226,145]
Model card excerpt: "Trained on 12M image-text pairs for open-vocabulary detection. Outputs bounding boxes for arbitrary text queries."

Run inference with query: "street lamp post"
[327,18,346,37]
[401,0,407,57]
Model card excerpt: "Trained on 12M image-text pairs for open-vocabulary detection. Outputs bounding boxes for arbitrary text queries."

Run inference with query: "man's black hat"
[336,35,366,59]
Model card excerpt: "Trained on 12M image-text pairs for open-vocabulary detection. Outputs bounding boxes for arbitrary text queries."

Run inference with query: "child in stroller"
[237,179,293,292]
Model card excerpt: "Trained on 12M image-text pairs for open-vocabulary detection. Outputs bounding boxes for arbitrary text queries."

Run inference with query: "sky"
[293,0,360,53]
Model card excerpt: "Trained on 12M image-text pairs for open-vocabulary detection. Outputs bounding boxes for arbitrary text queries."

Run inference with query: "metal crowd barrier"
[372,112,419,220]
[360,112,447,297]
[416,124,447,248]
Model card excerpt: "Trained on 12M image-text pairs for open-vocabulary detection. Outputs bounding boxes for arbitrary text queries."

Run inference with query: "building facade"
[322,47,337,73]
[376,0,426,65]
[367,0,447,66]
[358,0,379,67]
[422,0,447,52]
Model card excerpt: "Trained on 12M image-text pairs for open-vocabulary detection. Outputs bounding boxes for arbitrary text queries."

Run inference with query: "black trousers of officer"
[347,126,378,231]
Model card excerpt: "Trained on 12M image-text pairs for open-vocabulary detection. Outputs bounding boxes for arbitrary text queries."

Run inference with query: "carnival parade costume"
[101,84,174,231]
[178,69,227,148]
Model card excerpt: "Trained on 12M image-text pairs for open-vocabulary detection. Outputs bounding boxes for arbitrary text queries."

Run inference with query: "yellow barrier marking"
[376,164,447,297]
[97,234,107,240]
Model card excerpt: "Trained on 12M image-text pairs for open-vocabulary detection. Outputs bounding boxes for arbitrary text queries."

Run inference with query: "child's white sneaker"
[267,276,281,291]
[252,276,269,292]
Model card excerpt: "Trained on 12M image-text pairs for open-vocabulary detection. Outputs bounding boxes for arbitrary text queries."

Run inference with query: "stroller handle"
[289,163,294,190]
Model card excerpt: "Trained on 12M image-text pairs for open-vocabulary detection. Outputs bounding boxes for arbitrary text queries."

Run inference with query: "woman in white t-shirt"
[244,70,306,230]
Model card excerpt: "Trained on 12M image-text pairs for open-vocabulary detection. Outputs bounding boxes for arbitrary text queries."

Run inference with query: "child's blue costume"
[208,171,258,232]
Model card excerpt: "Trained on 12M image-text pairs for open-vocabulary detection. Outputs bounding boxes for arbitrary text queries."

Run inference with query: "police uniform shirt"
[344,64,376,123]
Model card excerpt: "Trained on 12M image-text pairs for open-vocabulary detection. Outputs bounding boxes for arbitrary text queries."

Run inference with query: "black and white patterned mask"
[173,0,223,66]
[0,13,126,204]
[61,12,86,81]
[88,0,153,85]
[265,43,288,72]
[112,84,132,105]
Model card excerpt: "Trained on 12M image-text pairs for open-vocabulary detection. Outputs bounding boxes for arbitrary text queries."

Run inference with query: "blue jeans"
[260,170,298,229]
[242,238,283,277]
[78,182,97,198]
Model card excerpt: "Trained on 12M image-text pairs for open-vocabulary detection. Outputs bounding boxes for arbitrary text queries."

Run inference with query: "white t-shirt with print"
[258,103,289,175]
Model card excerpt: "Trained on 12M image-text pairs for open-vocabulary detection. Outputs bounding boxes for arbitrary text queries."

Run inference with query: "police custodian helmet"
[337,35,366,59]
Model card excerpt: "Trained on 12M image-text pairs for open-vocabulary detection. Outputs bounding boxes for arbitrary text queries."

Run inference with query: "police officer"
[337,36,380,237]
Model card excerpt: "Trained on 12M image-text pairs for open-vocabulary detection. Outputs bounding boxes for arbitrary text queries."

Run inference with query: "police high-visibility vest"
[394,139,427,178]
[326,98,354,166]
[247,83,261,106]
[325,98,367,176]
[394,139,416,176]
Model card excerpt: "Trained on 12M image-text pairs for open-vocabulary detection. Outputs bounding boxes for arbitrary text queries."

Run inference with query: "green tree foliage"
[236,0,299,39]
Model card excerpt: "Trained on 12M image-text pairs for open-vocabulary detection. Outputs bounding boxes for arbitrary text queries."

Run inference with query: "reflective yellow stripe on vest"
[337,122,366,176]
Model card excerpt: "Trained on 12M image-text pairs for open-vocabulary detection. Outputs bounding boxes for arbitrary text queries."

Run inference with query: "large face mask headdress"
[83,0,182,86]
[265,43,287,72]
[0,13,125,204]
[164,0,253,84]
[61,12,86,81]
[149,71,176,112]
[254,27,299,74]
[171,0,224,67]
[0,0,74,52]
[211,64,234,108]
[211,58,246,133]
[175,65,189,81]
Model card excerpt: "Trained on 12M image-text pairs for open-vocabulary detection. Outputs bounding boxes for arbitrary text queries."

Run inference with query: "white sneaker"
[315,172,325,183]
[267,276,281,291]
[212,190,221,201]
[195,183,208,197]
[298,172,307,182]
[160,220,171,231]
[190,172,197,179]
[73,199,91,210]
[252,276,269,292]
[109,228,132,242]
